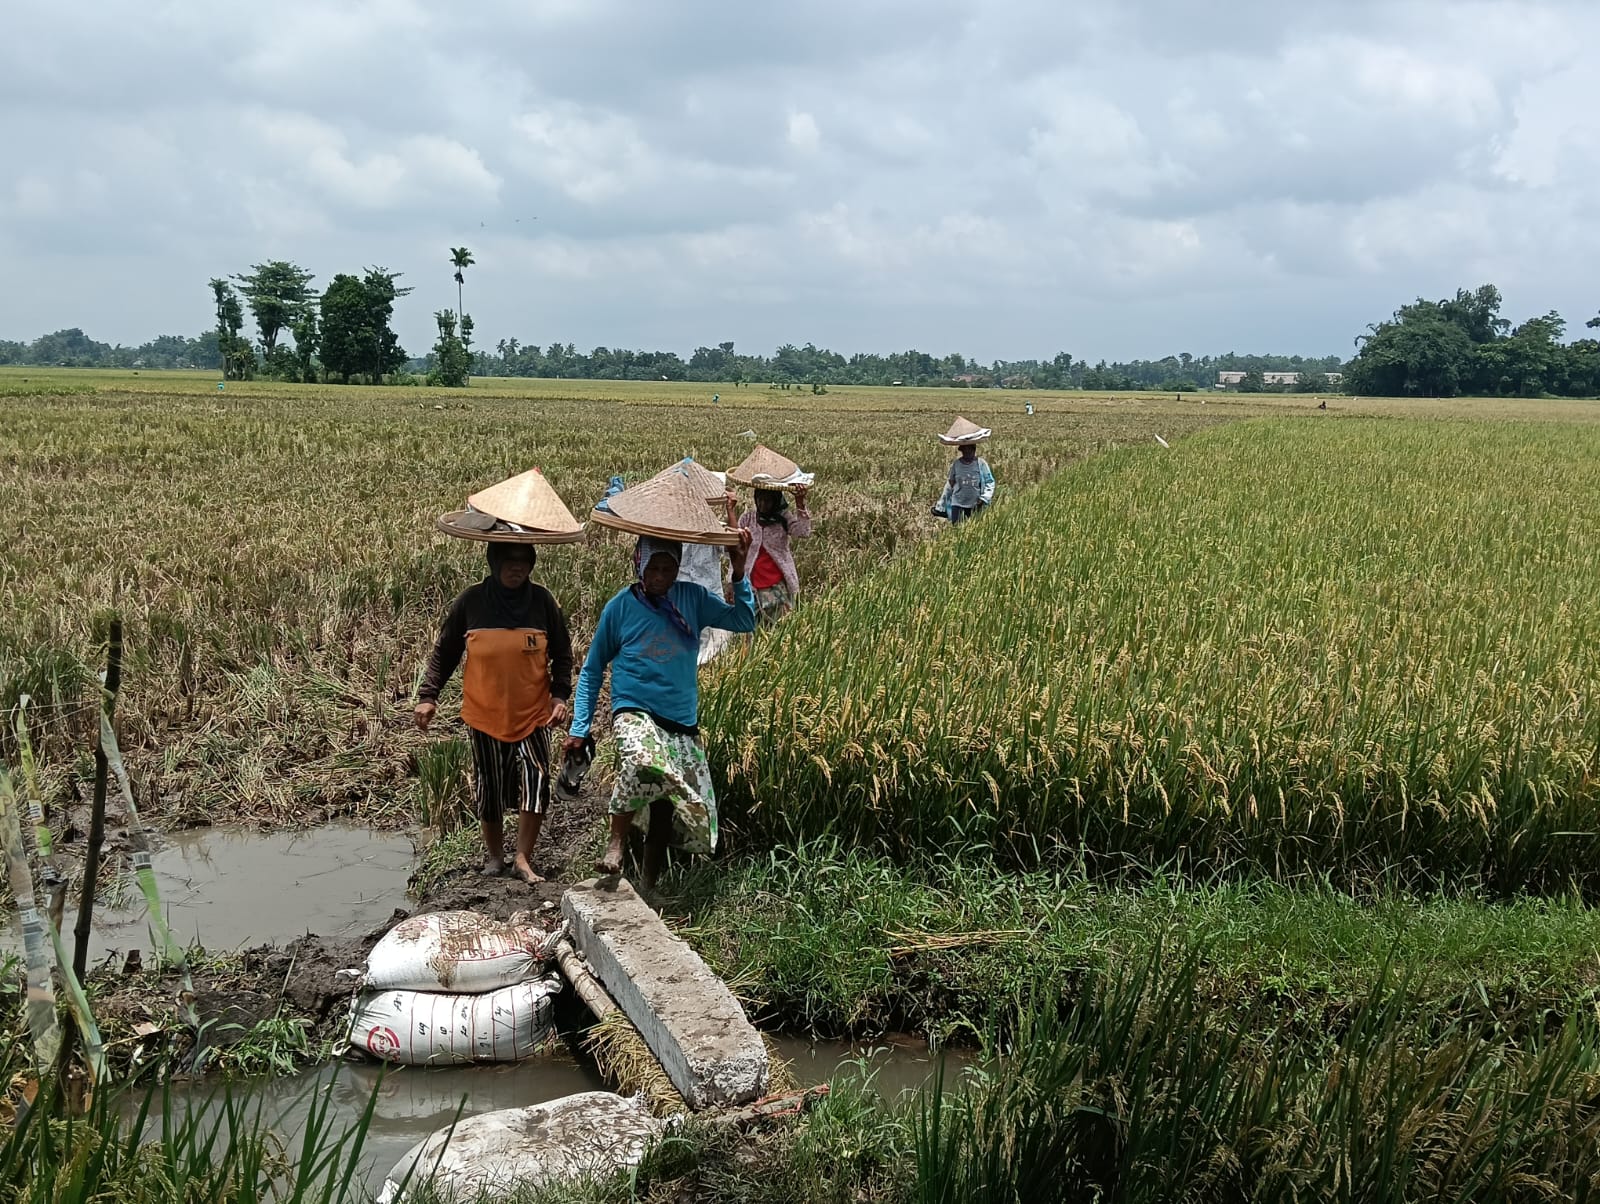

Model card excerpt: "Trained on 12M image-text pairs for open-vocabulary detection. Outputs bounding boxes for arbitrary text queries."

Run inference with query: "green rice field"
[705,417,1600,893]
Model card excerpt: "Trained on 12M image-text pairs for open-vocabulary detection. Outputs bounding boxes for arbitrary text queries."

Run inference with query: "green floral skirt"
[608,711,718,853]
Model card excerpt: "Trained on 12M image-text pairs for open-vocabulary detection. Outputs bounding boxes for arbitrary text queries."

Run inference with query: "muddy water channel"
[146,1040,966,1195]
[2,827,415,963]
[15,825,967,1194]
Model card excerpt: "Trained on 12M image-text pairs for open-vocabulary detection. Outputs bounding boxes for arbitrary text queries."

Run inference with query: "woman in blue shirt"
[566,532,754,887]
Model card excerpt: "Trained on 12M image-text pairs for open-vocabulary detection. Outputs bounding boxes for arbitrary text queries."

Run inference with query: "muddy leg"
[641,799,672,890]
[481,817,506,876]
[595,812,631,877]
[513,813,544,884]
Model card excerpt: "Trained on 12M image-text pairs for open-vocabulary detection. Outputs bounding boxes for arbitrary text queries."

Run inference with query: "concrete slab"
[562,877,769,1109]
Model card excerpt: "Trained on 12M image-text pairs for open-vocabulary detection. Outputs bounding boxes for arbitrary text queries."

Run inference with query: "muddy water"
[144,1038,964,1195]
[775,1035,975,1098]
[137,1056,607,1195]
[1,827,414,963]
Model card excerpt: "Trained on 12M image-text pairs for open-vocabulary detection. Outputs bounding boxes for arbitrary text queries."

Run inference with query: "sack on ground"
[377,1091,665,1204]
[348,975,561,1065]
[361,910,548,994]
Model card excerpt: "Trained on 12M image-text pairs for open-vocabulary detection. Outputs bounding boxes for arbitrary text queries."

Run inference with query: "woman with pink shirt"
[738,485,812,625]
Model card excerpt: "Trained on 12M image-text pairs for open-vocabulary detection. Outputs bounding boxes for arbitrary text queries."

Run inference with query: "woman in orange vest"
[415,543,573,883]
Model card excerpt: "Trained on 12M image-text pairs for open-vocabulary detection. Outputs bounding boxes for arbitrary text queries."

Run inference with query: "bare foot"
[481,857,506,877]
[594,845,623,877]
[512,856,545,885]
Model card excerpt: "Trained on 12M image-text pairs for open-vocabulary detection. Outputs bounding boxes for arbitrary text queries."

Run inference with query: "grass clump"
[448,946,1600,1203]
[673,841,1600,1044]
[706,418,1600,894]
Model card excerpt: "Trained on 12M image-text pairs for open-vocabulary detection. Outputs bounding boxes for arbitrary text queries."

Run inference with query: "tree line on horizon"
[2,257,1595,397]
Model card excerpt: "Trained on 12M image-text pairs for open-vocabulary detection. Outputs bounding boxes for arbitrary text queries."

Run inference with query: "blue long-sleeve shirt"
[570,578,757,738]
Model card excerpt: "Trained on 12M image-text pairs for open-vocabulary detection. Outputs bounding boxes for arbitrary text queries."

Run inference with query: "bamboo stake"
[73,618,121,983]
[99,706,202,1044]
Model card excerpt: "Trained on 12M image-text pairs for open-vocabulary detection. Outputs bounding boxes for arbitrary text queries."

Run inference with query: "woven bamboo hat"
[591,465,741,546]
[435,468,586,544]
[727,444,813,492]
[938,417,992,446]
[651,457,728,504]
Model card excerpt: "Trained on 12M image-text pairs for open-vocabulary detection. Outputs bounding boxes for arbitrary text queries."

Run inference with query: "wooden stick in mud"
[709,1084,832,1128]
[73,618,121,983]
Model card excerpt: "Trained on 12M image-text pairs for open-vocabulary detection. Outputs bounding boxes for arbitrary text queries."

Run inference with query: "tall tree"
[317,269,414,384]
[361,266,413,382]
[318,274,368,384]
[449,247,474,323]
[233,261,315,358]
[290,306,320,383]
[428,310,473,387]
[208,278,254,380]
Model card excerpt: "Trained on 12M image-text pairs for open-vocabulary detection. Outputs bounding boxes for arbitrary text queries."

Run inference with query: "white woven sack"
[377,1092,666,1204]
[361,911,547,994]
[348,975,561,1065]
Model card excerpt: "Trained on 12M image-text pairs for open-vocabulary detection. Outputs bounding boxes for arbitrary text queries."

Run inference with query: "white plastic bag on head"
[348,975,561,1065]
[361,911,548,994]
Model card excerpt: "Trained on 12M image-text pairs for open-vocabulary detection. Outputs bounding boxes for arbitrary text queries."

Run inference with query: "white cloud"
[786,112,821,153]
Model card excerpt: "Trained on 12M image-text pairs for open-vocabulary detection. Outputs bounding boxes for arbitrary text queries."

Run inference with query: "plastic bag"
[361,911,547,994]
[347,975,561,1065]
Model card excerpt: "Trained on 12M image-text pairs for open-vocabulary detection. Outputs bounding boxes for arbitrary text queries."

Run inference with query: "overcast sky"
[2,0,1595,362]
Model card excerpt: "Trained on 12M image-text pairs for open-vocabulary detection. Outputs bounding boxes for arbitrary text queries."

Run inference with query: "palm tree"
[449,247,475,321]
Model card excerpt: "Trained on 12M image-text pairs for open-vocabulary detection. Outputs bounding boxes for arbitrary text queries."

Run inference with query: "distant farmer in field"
[933,416,996,524]
[416,544,573,883]
[422,469,586,885]
[572,470,752,896]
[726,444,816,627]
[740,486,813,625]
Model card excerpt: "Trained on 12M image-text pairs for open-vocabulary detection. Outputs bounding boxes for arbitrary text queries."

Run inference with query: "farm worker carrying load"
[417,470,585,884]
[640,457,741,665]
[932,416,996,525]
[579,466,756,889]
[727,444,815,627]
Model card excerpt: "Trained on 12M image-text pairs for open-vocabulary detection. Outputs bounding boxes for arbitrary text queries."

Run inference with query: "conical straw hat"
[435,468,586,544]
[651,457,727,503]
[727,445,803,490]
[938,416,991,445]
[468,470,584,534]
[591,466,741,546]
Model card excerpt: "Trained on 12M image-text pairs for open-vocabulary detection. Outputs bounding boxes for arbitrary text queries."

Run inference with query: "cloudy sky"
[2,0,1596,362]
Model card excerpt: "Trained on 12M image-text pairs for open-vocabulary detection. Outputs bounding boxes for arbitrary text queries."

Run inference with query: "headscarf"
[631,537,696,645]
[754,488,790,529]
[484,543,536,627]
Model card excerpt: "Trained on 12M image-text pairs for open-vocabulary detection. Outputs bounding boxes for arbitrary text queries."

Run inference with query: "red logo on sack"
[367,1026,402,1056]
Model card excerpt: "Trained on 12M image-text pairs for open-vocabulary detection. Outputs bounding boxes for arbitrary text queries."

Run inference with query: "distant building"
[1217,370,1344,388]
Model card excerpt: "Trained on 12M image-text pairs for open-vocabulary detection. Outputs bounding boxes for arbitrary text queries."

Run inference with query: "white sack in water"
[377,1091,666,1204]
[347,975,561,1065]
[359,910,551,994]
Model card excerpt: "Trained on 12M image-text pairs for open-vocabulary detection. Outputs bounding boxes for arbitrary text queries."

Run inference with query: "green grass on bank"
[479,943,1600,1204]
[672,842,1600,1044]
[705,417,1600,894]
